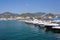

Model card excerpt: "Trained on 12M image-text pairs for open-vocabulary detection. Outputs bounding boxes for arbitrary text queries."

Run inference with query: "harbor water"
[0,20,60,40]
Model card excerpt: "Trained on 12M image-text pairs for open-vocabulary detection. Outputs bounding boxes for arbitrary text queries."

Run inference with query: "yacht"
[43,20,59,29]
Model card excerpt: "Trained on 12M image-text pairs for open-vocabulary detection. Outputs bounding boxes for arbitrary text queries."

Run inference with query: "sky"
[0,0,60,14]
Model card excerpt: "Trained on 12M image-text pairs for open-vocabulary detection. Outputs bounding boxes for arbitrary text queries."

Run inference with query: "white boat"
[52,26,60,29]
[44,23,59,26]
[24,18,60,28]
[24,20,33,24]
[42,20,60,30]
[52,18,60,23]
[24,19,45,27]
[51,26,60,33]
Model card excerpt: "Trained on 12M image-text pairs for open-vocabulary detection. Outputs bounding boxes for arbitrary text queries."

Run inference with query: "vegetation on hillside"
[0,12,59,18]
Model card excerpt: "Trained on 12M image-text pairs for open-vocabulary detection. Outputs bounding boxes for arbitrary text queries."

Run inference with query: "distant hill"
[0,12,20,18]
[0,12,60,18]
[20,13,34,17]
[33,12,46,16]
[20,12,46,17]
[44,13,56,17]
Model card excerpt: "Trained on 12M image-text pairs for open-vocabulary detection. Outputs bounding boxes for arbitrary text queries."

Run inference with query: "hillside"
[0,12,20,18]
[0,12,60,18]
[20,12,46,17]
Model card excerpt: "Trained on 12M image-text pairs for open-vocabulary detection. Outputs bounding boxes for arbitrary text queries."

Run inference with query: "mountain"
[33,12,46,16]
[44,13,55,17]
[20,13,34,17]
[0,12,60,18]
[0,12,20,18]
[20,12,46,17]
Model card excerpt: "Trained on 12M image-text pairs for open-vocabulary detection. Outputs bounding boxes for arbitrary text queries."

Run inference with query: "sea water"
[0,20,60,40]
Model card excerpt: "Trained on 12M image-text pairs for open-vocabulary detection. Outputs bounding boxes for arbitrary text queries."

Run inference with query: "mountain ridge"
[0,12,60,18]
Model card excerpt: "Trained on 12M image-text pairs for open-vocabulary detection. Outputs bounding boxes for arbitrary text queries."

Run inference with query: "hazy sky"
[0,0,60,14]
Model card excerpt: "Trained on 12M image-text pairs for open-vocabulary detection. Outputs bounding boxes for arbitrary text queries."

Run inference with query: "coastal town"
[0,12,60,20]
[0,12,60,33]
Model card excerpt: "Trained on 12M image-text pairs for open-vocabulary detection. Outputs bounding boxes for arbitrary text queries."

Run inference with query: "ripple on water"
[0,20,59,40]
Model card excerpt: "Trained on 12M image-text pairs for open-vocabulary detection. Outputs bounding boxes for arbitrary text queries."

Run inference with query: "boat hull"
[51,28,60,33]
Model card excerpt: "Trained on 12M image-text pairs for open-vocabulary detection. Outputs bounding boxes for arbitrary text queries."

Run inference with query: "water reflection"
[36,25,60,40]
[25,22,60,40]
[25,23,50,33]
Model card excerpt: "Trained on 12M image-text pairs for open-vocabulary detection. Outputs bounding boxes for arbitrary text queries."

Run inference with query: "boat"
[51,26,60,33]
[44,20,59,29]
[52,26,60,29]
[51,18,60,29]
[24,18,60,28]
[45,18,60,33]
[24,18,45,27]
